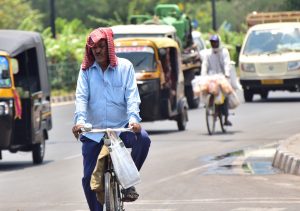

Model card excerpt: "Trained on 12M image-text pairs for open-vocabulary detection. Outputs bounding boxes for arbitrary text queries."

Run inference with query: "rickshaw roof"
[0,30,43,57]
[115,37,180,50]
[112,24,176,35]
[0,30,50,96]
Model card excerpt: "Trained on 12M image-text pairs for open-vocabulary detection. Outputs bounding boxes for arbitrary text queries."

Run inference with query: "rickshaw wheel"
[32,136,45,164]
[177,106,187,131]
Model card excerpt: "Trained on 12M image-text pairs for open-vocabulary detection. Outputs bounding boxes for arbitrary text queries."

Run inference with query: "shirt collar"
[91,61,115,71]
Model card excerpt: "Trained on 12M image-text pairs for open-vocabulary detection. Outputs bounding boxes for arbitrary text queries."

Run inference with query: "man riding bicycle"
[201,34,233,126]
[72,27,151,211]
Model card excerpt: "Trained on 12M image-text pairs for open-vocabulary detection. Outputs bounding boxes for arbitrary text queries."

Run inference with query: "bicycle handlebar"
[80,123,133,134]
[82,128,133,133]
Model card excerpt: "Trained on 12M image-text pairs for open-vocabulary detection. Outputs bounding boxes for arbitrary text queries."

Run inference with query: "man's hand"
[129,122,141,133]
[72,124,84,139]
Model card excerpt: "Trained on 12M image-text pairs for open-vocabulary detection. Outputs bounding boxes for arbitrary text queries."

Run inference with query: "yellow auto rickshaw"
[115,37,188,130]
[0,30,52,164]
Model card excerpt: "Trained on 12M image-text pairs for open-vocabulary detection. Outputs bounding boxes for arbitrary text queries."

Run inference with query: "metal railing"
[48,62,80,91]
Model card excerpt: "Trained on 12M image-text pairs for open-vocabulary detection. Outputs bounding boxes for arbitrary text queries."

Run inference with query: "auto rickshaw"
[115,37,188,130]
[0,30,52,164]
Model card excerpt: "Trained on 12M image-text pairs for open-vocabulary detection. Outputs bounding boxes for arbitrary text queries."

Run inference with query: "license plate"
[261,79,283,85]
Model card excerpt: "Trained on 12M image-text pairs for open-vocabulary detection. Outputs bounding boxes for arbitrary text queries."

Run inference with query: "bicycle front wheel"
[104,172,115,211]
[113,176,123,211]
[206,94,216,135]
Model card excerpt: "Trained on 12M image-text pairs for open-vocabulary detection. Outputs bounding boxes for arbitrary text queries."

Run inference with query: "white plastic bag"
[228,91,240,109]
[108,132,141,189]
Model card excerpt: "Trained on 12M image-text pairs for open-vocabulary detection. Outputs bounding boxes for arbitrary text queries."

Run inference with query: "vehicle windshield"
[243,27,300,55]
[116,46,155,72]
[0,56,11,88]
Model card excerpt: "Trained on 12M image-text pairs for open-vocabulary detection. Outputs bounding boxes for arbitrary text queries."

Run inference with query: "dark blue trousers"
[81,129,151,211]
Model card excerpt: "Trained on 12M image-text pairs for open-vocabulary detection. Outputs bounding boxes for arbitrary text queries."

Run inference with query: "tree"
[30,0,131,28]
[285,0,300,10]
[0,0,43,31]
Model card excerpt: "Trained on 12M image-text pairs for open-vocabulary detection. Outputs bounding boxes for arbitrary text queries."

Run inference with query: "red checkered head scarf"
[81,27,118,70]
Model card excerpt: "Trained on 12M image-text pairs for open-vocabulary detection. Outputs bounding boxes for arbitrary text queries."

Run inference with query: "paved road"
[1,91,300,211]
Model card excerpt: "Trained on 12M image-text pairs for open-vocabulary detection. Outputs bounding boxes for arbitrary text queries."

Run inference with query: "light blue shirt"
[74,58,141,142]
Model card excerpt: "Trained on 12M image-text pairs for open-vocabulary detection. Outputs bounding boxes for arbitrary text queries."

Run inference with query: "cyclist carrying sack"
[108,131,141,189]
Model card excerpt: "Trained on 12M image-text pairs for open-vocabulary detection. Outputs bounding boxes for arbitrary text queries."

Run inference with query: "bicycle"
[81,125,134,211]
[205,89,227,135]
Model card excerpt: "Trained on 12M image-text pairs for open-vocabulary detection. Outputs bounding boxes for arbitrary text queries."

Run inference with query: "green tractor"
[130,4,194,50]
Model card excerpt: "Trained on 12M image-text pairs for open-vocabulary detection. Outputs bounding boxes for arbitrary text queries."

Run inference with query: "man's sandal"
[122,186,139,202]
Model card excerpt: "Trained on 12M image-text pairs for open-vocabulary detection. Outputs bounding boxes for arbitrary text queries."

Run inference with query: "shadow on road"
[146,129,181,135]
[251,97,300,103]
[0,160,53,172]
[202,130,242,137]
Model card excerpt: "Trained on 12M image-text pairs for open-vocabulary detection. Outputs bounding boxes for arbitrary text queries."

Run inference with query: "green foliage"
[42,18,89,64]
[41,18,90,90]
[285,0,300,10]
[31,0,131,28]
[3,0,298,91]
[88,12,124,27]
[184,1,212,32]
[0,0,43,31]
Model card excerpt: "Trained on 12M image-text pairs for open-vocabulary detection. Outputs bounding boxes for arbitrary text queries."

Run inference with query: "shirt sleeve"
[201,52,208,76]
[74,68,89,125]
[124,63,142,124]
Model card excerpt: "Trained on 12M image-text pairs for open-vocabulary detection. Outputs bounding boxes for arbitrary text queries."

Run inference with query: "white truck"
[239,11,300,102]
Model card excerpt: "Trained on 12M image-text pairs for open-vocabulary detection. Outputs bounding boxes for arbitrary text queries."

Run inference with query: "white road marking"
[231,208,286,211]
[126,198,300,205]
[153,162,217,185]
[63,153,82,160]
[127,209,175,211]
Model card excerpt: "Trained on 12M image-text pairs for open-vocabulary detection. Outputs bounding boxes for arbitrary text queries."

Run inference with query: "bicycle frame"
[82,126,133,211]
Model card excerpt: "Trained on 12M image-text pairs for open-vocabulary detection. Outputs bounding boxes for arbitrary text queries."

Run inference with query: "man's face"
[91,39,109,66]
[210,40,220,49]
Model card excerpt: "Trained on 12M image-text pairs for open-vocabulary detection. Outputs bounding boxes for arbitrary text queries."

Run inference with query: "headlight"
[0,102,9,115]
[288,61,300,71]
[240,63,255,72]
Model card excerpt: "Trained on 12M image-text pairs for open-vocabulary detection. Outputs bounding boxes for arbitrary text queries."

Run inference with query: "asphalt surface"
[51,93,300,177]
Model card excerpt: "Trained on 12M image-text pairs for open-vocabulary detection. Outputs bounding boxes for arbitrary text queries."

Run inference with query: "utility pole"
[211,0,217,31]
[50,0,56,38]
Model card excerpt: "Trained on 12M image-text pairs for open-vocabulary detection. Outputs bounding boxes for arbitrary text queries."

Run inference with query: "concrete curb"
[51,94,75,104]
[272,134,300,175]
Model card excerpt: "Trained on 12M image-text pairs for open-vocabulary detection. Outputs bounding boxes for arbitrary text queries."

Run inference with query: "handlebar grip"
[81,123,92,132]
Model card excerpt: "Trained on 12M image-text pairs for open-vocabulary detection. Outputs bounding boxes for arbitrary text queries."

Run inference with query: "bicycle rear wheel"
[206,94,216,135]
